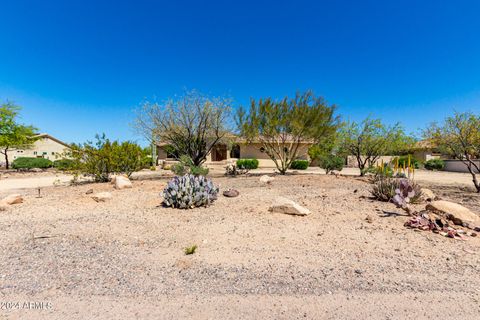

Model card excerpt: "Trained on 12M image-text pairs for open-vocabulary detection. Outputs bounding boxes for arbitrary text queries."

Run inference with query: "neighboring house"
[157,137,312,168]
[8,133,71,162]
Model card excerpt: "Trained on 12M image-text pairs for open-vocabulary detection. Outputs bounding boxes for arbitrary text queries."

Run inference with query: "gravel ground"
[0,174,479,319]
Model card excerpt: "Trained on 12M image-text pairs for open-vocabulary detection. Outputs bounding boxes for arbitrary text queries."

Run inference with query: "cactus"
[162,174,219,209]
[392,179,418,215]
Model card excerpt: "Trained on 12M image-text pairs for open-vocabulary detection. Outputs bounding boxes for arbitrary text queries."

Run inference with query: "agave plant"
[163,174,219,209]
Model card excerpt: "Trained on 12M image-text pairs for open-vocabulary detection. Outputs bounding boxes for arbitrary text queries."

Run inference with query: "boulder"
[421,188,436,202]
[223,189,239,197]
[92,192,113,202]
[114,176,133,190]
[259,175,275,184]
[1,194,24,205]
[268,196,311,216]
[426,200,480,227]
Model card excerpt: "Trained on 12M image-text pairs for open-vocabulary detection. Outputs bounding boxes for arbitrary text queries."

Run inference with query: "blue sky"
[1,0,480,145]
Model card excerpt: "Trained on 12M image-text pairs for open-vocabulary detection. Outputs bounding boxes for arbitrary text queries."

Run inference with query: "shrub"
[364,164,393,178]
[70,135,150,182]
[393,155,420,169]
[163,174,219,209]
[290,160,309,170]
[12,157,52,170]
[172,155,209,176]
[424,159,445,171]
[236,158,259,170]
[370,176,422,204]
[184,245,198,255]
[318,155,344,174]
[53,159,75,171]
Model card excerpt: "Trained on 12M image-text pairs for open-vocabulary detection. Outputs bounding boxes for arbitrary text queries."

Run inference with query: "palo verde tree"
[134,90,231,166]
[338,117,414,176]
[236,91,340,174]
[0,102,37,169]
[426,112,480,193]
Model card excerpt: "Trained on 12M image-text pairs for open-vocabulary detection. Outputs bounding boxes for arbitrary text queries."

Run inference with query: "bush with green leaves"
[172,155,209,176]
[163,174,219,209]
[53,159,75,171]
[393,155,420,169]
[12,157,52,170]
[424,159,445,171]
[236,158,259,170]
[370,176,422,204]
[70,134,150,182]
[290,159,309,170]
[318,154,344,174]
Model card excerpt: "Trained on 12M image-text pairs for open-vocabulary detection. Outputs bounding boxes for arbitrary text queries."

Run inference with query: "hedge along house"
[6,133,71,163]
[156,137,313,168]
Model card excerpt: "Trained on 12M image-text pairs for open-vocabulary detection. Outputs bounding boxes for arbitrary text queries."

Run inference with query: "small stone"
[365,215,373,223]
[1,194,24,205]
[354,269,363,275]
[223,189,239,197]
[85,189,94,194]
[268,196,311,216]
[421,188,436,202]
[92,192,113,202]
[259,175,275,184]
[114,176,133,190]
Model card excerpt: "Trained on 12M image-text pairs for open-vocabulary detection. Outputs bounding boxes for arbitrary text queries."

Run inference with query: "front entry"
[211,144,227,161]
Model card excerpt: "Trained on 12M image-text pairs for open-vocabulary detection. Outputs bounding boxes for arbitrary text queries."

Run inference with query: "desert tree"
[425,112,480,192]
[0,102,37,169]
[134,90,232,166]
[236,91,340,174]
[338,117,414,176]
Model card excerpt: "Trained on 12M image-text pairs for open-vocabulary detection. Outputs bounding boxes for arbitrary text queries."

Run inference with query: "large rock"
[268,196,311,216]
[426,200,480,227]
[92,192,113,202]
[1,194,24,205]
[259,175,275,184]
[421,188,436,202]
[114,176,133,190]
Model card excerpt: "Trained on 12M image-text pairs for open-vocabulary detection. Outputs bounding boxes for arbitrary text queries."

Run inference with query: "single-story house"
[156,137,313,168]
[7,133,71,162]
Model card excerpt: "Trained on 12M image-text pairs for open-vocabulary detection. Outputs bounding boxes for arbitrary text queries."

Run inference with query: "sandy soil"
[0,174,479,319]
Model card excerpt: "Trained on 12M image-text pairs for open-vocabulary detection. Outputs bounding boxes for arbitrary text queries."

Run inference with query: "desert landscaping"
[1,169,479,319]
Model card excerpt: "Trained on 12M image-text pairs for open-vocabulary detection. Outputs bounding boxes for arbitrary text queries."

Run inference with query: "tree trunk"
[465,158,480,193]
[3,148,9,169]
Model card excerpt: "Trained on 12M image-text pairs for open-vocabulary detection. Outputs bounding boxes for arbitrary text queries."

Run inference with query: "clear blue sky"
[1,0,480,145]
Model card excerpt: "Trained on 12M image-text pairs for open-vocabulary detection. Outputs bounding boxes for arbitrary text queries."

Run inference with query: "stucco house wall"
[5,134,71,164]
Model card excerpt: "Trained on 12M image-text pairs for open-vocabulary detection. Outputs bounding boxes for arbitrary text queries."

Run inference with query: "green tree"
[70,134,150,182]
[237,91,340,174]
[425,112,480,192]
[134,90,231,166]
[338,118,414,176]
[0,103,37,169]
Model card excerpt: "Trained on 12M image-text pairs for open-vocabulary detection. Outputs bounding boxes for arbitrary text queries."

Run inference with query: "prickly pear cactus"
[162,174,219,209]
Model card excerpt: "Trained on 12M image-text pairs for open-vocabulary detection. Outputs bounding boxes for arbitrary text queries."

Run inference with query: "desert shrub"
[290,160,309,170]
[370,176,422,203]
[184,245,198,255]
[424,159,445,171]
[364,164,393,178]
[53,159,75,171]
[236,158,259,170]
[163,174,219,209]
[225,163,249,176]
[12,157,52,169]
[70,135,150,182]
[172,155,209,176]
[393,155,420,169]
[318,155,344,173]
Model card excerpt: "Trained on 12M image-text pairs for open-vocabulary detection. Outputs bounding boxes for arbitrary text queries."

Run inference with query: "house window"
[34,151,37,155]
[43,152,47,155]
